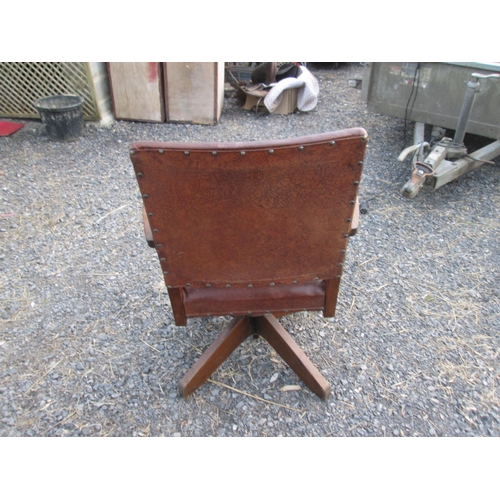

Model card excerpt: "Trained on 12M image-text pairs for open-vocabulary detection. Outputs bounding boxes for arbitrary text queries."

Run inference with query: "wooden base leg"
[179,314,330,400]
[259,314,331,400]
[179,316,251,397]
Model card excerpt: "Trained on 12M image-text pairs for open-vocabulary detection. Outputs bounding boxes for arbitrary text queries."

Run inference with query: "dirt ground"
[1,63,499,436]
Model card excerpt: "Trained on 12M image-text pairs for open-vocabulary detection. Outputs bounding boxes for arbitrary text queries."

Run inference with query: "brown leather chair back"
[130,128,367,325]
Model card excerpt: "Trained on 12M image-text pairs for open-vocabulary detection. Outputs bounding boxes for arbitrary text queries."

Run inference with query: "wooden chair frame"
[130,129,368,399]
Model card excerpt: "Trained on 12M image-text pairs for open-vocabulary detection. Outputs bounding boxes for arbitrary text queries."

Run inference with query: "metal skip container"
[360,62,500,140]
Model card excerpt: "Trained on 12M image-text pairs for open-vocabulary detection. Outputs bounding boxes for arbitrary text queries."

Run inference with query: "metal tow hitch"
[402,161,435,198]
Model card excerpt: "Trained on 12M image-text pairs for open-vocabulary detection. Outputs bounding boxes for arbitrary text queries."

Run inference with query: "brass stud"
[343,234,349,238]
[354,181,360,185]
[184,151,190,156]
[163,271,168,275]
[338,263,343,267]
[186,283,191,287]
[337,275,342,279]
[358,161,363,166]
[156,244,162,248]
[130,150,135,155]
[212,151,217,156]
[341,249,346,254]
[206,284,211,287]
[362,135,368,141]
[248,284,253,288]
[314,277,319,281]
[270,282,275,286]
[298,146,304,151]
[240,151,246,156]
[226,284,231,288]
[142,194,149,199]
[347,218,352,222]
[158,149,164,154]
[160,257,166,262]
[268,149,274,154]
[350,200,355,205]
[167,285,172,289]
[153,229,159,233]
[136,172,143,177]
[329,141,336,146]
[292,280,298,284]
[148,212,154,217]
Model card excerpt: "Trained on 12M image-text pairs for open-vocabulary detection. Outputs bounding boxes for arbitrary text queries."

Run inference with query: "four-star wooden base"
[179,314,331,400]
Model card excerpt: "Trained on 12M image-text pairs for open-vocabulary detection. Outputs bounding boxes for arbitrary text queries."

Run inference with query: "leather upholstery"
[130,128,367,325]
[183,281,326,317]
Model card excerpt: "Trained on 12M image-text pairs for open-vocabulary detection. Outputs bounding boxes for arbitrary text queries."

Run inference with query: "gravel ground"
[1,63,499,437]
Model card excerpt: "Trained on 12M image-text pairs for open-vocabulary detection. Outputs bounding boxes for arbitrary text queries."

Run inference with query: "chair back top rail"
[131,128,367,153]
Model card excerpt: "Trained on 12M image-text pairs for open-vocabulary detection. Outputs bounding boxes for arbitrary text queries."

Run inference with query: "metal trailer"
[360,62,500,198]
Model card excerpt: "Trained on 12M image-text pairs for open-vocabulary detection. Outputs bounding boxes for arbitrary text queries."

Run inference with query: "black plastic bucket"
[33,95,84,142]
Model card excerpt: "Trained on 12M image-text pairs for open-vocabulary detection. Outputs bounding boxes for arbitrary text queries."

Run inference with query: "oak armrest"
[349,197,360,236]
[142,206,155,248]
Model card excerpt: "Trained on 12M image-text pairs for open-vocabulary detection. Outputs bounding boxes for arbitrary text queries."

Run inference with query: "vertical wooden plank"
[164,62,224,124]
[215,62,225,122]
[108,62,164,122]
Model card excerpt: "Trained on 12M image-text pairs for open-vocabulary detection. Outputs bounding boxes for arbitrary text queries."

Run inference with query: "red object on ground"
[0,122,25,136]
